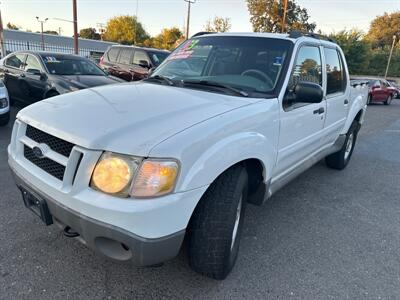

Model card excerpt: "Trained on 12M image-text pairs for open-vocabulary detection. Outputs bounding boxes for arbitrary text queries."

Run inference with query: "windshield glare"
[42,56,105,76]
[152,36,292,95]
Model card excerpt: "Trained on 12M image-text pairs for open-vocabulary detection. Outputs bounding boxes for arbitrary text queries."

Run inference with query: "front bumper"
[12,168,185,266]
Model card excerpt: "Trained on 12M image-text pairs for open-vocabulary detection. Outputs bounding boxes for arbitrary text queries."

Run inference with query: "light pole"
[0,4,6,58]
[184,0,195,39]
[72,0,78,54]
[281,0,288,33]
[36,17,48,51]
[384,35,397,79]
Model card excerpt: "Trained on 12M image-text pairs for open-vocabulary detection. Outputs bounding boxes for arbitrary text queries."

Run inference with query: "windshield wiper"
[181,79,249,97]
[144,75,174,86]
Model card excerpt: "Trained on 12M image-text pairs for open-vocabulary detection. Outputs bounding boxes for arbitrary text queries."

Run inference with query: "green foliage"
[103,15,149,45]
[43,31,58,35]
[142,27,184,50]
[247,0,315,33]
[204,17,232,32]
[79,28,101,40]
[6,23,19,30]
[366,11,400,49]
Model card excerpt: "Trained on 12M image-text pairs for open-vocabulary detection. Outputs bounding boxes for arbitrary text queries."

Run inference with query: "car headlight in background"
[0,98,8,109]
[90,152,179,198]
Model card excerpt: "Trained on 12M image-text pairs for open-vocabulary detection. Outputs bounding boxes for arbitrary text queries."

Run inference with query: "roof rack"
[288,31,337,44]
[191,31,214,38]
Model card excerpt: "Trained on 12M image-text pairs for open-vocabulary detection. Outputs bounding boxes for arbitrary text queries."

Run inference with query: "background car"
[387,80,400,99]
[365,78,396,105]
[99,45,170,81]
[0,51,124,106]
[0,80,10,126]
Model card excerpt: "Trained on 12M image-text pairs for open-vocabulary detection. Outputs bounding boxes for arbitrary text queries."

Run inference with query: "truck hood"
[17,82,251,156]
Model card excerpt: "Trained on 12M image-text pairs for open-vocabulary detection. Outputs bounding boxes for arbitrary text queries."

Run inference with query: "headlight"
[0,97,8,109]
[91,152,140,197]
[131,160,179,198]
[90,152,179,198]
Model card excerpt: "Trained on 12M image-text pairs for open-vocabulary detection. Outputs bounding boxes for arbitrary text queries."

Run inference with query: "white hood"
[17,82,252,156]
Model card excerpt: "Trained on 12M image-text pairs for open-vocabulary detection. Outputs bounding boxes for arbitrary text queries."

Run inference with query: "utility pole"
[134,0,139,45]
[72,0,78,54]
[281,0,288,33]
[97,23,105,41]
[384,35,397,79]
[36,17,48,51]
[184,0,195,39]
[0,4,5,58]
[58,27,63,35]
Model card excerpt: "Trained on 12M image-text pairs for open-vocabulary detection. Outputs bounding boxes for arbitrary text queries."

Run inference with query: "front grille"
[26,125,74,157]
[24,145,66,181]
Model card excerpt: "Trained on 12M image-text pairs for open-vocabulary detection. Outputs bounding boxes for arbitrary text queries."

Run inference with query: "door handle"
[313,107,325,114]
[344,99,349,105]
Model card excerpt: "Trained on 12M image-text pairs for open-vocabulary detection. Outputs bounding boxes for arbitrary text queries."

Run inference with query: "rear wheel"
[187,165,248,280]
[384,95,392,105]
[325,121,359,170]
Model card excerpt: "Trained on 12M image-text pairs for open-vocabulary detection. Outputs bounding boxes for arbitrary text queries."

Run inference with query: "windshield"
[152,36,292,96]
[42,56,106,76]
[148,51,169,67]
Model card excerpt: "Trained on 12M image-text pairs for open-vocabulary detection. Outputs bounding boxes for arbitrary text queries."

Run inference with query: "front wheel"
[187,165,248,280]
[325,122,359,170]
[384,95,392,105]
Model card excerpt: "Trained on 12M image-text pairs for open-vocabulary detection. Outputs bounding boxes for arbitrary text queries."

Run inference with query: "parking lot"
[0,100,400,299]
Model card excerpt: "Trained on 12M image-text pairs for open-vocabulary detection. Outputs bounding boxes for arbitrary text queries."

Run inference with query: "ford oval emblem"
[32,146,45,159]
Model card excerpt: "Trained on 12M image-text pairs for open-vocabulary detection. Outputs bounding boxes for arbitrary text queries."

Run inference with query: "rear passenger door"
[117,48,134,81]
[104,47,121,77]
[321,47,349,145]
[274,45,326,177]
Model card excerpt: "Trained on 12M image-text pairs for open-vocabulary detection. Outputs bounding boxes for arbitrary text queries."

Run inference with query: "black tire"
[45,91,59,99]
[187,165,248,280]
[384,95,392,105]
[325,121,359,170]
[0,111,10,126]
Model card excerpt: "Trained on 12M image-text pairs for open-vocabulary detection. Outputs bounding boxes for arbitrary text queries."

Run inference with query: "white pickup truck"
[8,32,367,280]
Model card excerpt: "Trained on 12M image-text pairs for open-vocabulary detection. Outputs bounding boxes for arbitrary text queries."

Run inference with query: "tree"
[366,11,400,48]
[247,0,315,33]
[330,30,370,75]
[103,15,149,45]
[43,30,58,35]
[7,22,19,30]
[204,16,231,32]
[143,27,184,50]
[79,27,101,40]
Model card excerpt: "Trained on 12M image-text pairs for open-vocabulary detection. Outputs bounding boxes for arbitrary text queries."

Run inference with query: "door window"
[289,45,322,89]
[5,54,26,69]
[132,51,150,66]
[24,55,42,72]
[118,49,133,65]
[107,47,120,62]
[324,48,345,95]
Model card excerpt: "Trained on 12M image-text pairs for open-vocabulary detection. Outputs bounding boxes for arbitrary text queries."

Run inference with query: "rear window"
[107,47,120,62]
[118,48,133,64]
[5,54,25,69]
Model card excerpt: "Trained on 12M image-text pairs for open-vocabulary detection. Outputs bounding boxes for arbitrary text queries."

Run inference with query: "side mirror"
[294,82,324,103]
[148,67,156,76]
[138,60,150,69]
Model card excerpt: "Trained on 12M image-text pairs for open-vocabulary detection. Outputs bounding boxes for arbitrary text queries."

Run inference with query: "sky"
[1,0,400,38]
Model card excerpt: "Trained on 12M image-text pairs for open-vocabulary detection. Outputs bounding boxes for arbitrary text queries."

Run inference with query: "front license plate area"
[20,187,53,225]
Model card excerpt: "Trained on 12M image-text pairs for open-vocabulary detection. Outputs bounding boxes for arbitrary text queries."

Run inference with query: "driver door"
[273,45,326,177]
[20,54,47,104]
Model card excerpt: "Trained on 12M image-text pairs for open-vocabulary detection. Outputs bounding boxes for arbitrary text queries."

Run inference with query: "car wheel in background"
[0,111,10,126]
[187,164,248,280]
[384,95,392,105]
[325,121,359,170]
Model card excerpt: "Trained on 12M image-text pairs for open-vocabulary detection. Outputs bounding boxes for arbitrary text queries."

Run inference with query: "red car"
[367,79,396,105]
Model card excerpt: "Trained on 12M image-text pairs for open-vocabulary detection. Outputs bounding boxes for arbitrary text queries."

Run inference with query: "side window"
[118,49,133,65]
[324,48,345,95]
[107,47,120,62]
[5,54,26,69]
[132,51,150,65]
[289,46,322,89]
[382,80,389,88]
[24,55,42,72]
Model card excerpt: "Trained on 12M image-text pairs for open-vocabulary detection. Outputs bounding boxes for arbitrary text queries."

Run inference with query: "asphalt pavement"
[1,100,400,299]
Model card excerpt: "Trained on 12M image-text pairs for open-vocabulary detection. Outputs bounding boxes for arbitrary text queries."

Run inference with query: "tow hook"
[63,226,80,238]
